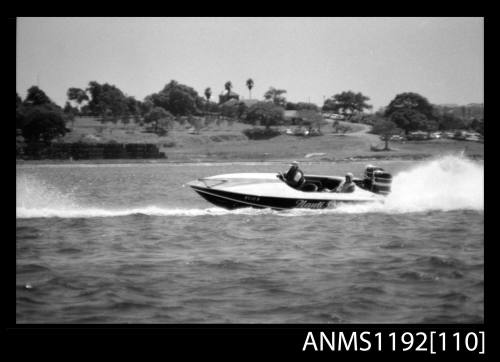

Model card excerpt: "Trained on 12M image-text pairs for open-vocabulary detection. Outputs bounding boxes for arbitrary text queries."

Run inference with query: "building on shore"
[218,91,240,104]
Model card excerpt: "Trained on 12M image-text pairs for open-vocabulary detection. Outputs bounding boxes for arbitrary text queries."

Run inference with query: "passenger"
[336,172,356,193]
[284,161,305,188]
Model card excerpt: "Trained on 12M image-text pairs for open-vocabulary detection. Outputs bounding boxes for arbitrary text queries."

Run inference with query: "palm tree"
[204,87,211,102]
[246,78,254,99]
[224,81,232,95]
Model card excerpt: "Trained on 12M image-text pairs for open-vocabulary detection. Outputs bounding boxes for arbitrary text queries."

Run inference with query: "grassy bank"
[18,117,484,164]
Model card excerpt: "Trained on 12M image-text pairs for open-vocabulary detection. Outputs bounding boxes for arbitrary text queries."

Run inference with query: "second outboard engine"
[372,170,392,195]
[363,165,382,189]
[364,165,392,195]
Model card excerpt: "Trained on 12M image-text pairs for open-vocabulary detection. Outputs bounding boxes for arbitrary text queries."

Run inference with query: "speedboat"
[187,165,392,210]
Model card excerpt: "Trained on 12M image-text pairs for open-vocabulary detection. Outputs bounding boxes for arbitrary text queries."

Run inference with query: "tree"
[384,93,436,134]
[139,99,154,119]
[204,87,212,102]
[204,100,220,114]
[384,92,435,134]
[220,101,238,120]
[224,81,233,94]
[424,119,439,134]
[144,107,173,134]
[437,113,466,131]
[17,93,26,131]
[470,118,484,135]
[322,91,372,120]
[388,109,428,135]
[24,86,53,107]
[296,110,323,130]
[16,93,22,108]
[21,106,69,143]
[146,80,203,116]
[67,87,89,114]
[125,96,141,118]
[246,78,254,99]
[372,119,400,150]
[86,81,129,118]
[385,92,434,118]
[286,102,319,111]
[264,87,287,107]
[333,119,340,133]
[245,101,284,129]
[79,104,92,116]
[122,97,141,127]
[63,101,78,129]
[218,100,247,122]
[17,86,67,144]
[63,101,77,115]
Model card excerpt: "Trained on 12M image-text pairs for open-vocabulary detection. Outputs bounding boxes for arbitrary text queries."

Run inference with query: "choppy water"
[16,156,484,323]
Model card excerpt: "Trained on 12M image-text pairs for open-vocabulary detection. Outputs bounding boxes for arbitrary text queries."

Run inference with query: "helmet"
[290,161,299,167]
[346,172,353,179]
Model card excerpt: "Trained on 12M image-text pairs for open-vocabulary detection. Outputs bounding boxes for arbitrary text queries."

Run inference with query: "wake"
[16,155,483,219]
[337,154,483,213]
[16,205,274,218]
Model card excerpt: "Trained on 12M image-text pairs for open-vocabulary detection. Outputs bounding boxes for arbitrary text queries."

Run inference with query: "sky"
[16,17,484,110]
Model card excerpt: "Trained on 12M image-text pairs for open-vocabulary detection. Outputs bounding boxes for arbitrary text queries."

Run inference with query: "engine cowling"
[364,165,392,195]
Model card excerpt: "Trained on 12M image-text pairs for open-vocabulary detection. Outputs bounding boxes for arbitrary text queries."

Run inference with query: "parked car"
[309,128,322,136]
[465,134,480,142]
[453,131,467,140]
[390,135,406,142]
[407,131,429,140]
[294,127,309,136]
[463,132,481,142]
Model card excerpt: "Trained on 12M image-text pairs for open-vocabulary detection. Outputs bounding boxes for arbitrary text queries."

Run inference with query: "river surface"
[16,156,484,323]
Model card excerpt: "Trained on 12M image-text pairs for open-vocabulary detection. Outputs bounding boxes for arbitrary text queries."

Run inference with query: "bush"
[163,141,176,147]
[157,128,168,136]
[242,127,281,140]
[245,102,284,128]
[210,135,246,142]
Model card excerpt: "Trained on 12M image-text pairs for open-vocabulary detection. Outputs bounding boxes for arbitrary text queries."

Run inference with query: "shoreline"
[16,152,483,166]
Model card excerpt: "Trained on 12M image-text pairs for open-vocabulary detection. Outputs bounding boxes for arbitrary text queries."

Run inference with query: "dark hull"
[190,185,373,210]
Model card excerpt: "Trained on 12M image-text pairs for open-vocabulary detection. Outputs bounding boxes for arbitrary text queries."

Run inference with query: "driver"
[284,161,305,188]
[336,172,356,193]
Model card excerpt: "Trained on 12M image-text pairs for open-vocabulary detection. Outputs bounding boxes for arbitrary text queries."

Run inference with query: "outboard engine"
[364,165,392,195]
[372,170,392,195]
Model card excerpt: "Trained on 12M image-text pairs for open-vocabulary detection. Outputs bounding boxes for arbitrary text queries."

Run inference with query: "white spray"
[384,155,483,212]
[332,155,483,214]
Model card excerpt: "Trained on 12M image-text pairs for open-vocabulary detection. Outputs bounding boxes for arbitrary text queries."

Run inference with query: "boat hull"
[190,185,375,210]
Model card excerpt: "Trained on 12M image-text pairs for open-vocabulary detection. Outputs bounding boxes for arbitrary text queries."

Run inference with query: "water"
[16,156,484,323]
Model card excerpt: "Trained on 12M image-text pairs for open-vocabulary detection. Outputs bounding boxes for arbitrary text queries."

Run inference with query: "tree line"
[16,79,483,147]
[368,92,483,150]
[16,79,318,143]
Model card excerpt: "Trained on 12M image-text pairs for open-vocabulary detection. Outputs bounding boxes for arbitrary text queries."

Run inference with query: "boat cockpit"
[277,173,360,193]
